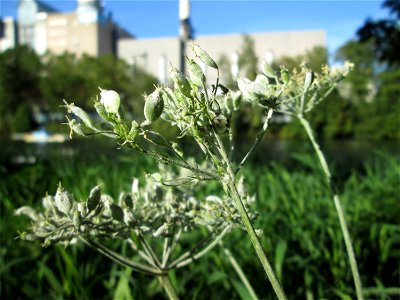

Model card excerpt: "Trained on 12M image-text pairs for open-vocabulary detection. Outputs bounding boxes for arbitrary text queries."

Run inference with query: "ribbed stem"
[158,274,179,300]
[298,115,363,300]
[213,132,287,300]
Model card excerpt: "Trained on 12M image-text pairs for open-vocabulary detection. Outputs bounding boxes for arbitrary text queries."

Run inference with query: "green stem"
[221,244,258,300]
[226,180,287,300]
[81,237,163,276]
[158,274,179,300]
[298,115,363,300]
[235,108,274,174]
[171,225,231,269]
[213,133,287,300]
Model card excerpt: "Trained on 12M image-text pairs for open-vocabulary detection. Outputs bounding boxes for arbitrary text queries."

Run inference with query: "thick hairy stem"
[213,133,287,300]
[298,115,364,300]
[221,244,258,300]
[235,108,274,174]
[158,274,179,300]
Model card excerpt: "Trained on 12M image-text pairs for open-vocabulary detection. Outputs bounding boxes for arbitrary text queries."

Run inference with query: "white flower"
[99,88,120,114]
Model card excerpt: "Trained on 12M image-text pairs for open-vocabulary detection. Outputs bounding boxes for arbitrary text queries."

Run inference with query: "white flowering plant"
[17,44,361,300]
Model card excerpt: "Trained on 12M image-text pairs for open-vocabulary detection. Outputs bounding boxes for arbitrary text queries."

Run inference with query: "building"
[118,30,326,84]
[0,17,18,51]
[12,0,131,56]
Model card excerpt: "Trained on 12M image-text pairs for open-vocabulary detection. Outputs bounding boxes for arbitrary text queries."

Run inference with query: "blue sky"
[0,0,387,57]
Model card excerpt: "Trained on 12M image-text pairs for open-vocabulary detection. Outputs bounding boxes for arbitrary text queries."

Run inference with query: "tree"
[357,0,400,68]
[275,46,328,72]
[0,46,43,134]
[238,35,258,80]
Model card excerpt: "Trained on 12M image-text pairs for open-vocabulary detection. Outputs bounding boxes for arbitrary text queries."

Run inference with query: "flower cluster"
[16,169,255,247]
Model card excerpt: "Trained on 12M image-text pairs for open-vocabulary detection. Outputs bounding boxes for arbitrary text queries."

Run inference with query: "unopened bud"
[280,66,290,84]
[261,60,276,78]
[188,59,206,87]
[87,186,101,213]
[170,68,192,98]
[192,43,218,69]
[304,71,314,91]
[144,89,164,124]
[99,88,120,114]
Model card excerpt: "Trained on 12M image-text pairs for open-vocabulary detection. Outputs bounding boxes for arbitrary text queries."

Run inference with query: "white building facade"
[118,30,326,84]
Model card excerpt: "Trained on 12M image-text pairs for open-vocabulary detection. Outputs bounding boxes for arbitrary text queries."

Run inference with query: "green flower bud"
[124,194,133,209]
[99,88,120,114]
[232,91,242,111]
[188,59,206,87]
[280,65,290,84]
[304,71,314,91]
[192,43,218,69]
[128,120,139,140]
[54,185,72,215]
[87,186,101,213]
[64,101,97,131]
[66,117,86,138]
[170,68,192,98]
[261,60,276,78]
[144,89,164,124]
[110,204,124,222]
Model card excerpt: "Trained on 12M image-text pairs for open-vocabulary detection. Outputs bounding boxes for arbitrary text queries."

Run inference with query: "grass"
[0,142,398,299]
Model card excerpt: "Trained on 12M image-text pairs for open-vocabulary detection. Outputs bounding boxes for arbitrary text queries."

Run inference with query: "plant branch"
[235,108,274,174]
[221,243,258,300]
[298,115,364,300]
[158,274,179,300]
[81,237,163,276]
[212,131,287,300]
[171,225,231,269]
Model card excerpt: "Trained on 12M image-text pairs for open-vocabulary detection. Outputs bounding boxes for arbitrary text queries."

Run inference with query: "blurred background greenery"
[0,2,399,299]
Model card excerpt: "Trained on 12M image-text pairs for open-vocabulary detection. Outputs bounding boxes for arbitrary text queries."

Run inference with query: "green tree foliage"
[0,50,158,135]
[275,46,328,72]
[238,35,258,80]
[356,0,400,68]
[336,6,400,140]
[0,46,43,134]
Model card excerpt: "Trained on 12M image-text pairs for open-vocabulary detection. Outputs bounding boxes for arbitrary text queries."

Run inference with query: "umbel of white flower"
[99,88,120,114]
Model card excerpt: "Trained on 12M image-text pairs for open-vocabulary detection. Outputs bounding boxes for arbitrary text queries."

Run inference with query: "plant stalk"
[213,132,287,300]
[235,108,274,174]
[221,244,258,300]
[158,274,179,300]
[298,115,364,300]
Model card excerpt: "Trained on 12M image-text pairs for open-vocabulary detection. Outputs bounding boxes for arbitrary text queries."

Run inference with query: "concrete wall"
[118,30,326,84]
[46,12,98,56]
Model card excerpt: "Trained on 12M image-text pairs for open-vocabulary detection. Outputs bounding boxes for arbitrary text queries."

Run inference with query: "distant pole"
[179,0,192,74]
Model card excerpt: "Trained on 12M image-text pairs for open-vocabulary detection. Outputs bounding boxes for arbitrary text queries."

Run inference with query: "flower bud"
[87,186,101,213]
[99,88,120,114]
[144,89,164,124]
[232,91,242,111]
[261,60,276,78]
[110,204,124,222]
[192,43,218,69]
[170,68,192,98]
[64,101,97,131]
[304,71,314,91]
[188,59,206,87]
[280,65,290,84]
